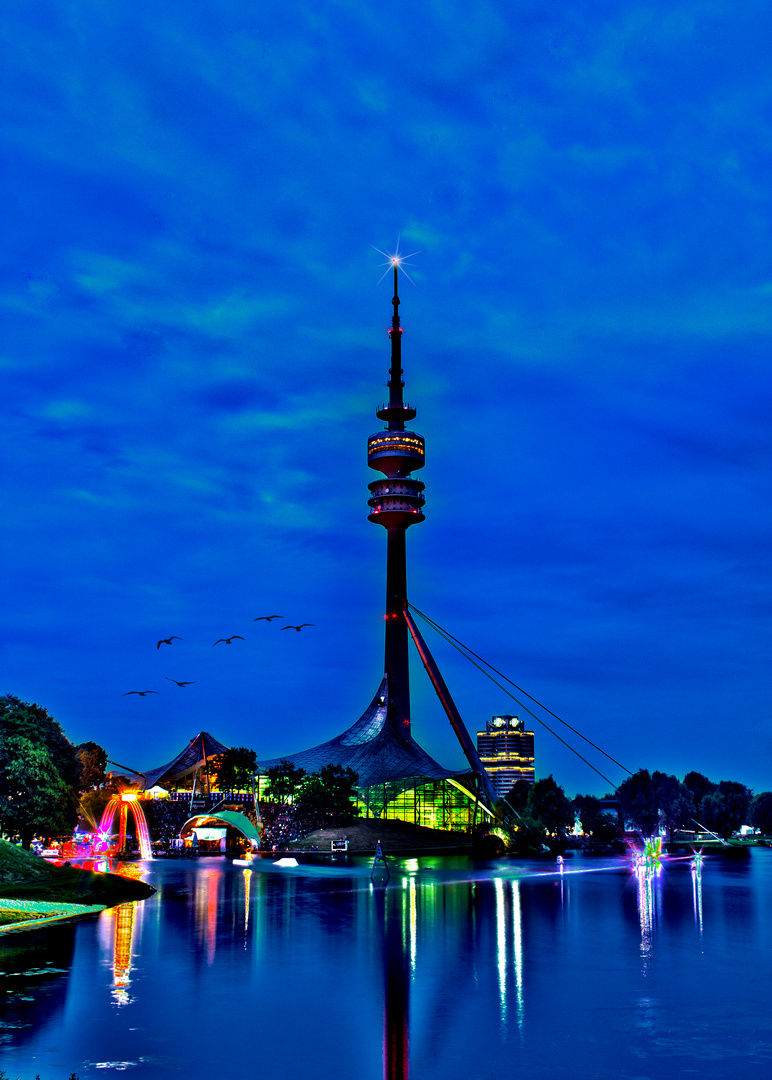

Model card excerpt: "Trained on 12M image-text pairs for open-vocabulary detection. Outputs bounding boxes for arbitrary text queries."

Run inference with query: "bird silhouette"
[156,636,183,650]
[165,677,196,687]
[213,635,245,646]
[123,690,159,696]
[281,624,315,632]
[253,615,283,621]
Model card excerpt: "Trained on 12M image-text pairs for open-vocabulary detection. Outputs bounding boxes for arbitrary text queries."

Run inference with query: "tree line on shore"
[3,693,772,851]
[501,768,772,852]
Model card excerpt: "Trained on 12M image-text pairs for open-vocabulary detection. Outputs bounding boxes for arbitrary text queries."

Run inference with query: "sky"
[3,0,772,799]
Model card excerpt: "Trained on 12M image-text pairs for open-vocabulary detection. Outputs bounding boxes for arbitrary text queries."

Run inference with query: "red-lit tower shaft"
[367,265,426,732]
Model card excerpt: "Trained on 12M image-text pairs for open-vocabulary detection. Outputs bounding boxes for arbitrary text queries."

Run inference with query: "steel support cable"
[407,602,632,777]
[406,603,623,790]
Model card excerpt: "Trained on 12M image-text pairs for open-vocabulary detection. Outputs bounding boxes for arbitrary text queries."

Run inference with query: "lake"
[2,848,772,1079]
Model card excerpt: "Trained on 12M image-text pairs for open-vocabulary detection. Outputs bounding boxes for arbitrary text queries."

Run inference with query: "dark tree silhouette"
[750,792,772,835]
[527,775,573,840]
[206,747,257,792]
[652,771,695,841]
[0,696,79,848]
[617,769,659,836]
[295,764,360,821]
[265,760,307,804]
[75,741,107,790]
[683,771,716,809]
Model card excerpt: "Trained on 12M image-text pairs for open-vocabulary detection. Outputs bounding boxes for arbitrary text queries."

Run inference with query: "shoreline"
[0,898,107,935]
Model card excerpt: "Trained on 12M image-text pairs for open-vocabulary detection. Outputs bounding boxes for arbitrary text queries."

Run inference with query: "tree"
[573,794,623,845]
[652,772,695,842]
[265,760,307,804]
[683,771,716,811]
[699,781,752,838]
[527,776,573,841]
[0,696,80,848]
[616,769,658,835]
[209,747,257,792]
[503,779,532,814]
[295,764,360,822]
[750,792,772,835]
[75,741,107,790]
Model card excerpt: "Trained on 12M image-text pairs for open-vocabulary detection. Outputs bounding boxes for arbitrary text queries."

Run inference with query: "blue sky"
[3,0,772,797]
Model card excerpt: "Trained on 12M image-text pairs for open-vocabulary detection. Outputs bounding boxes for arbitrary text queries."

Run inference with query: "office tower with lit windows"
[476,715,535,798]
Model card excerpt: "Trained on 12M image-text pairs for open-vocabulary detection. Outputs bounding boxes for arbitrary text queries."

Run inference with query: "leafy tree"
[719,780,751,822]
[750,792,772,835]
[295,764,360,821]
[652,772,695,842]
[0,696,80,848]
[527,776,573,840]
[209,747,257,792]
[683,771,716,810]
[265,760,307,804]
[503,778,532,813]
[698,780,751,838]
[616,769,659,835]
[573,794,623,845]
[79,786,118,831]
[75,741,107,790]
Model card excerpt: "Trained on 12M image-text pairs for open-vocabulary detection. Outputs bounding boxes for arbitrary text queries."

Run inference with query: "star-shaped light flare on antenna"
[371,239,421,286]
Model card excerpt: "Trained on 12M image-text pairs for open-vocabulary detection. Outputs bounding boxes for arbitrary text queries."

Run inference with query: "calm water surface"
[2,849,772,1079]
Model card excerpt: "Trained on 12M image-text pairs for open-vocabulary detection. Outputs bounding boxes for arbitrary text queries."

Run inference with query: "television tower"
[367,260,426,732]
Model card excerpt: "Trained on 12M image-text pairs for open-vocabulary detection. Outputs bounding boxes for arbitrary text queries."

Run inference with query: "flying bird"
[281,624,315,632]
[253,615,283,621]
[123,690,159,696]
[213,636,245,646]
[165,677,196,687]
[157,636,183,650]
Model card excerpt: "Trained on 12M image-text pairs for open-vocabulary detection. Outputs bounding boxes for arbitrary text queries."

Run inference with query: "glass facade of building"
[358,777,487,831]
[477,715,535,798]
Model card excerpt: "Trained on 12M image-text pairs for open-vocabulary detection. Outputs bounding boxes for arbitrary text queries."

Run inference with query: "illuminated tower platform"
[476,715,535,798]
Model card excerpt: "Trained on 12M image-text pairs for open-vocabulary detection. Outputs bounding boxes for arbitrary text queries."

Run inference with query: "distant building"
[477,716,535,798]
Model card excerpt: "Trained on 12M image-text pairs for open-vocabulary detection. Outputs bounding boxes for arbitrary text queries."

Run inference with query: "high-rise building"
[477,716,535,798]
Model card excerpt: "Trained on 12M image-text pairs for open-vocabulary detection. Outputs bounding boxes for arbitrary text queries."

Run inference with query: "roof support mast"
[402,606,499,812]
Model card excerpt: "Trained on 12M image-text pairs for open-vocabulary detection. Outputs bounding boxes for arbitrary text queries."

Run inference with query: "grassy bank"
[287,817,474,853]
[0,840,155,905]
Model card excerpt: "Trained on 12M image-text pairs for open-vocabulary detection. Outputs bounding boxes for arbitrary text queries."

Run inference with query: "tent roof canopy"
[257,675,461,790]
[139,731,229,790]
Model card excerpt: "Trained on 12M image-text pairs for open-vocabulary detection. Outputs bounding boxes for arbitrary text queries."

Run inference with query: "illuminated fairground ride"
[97,792,153,859]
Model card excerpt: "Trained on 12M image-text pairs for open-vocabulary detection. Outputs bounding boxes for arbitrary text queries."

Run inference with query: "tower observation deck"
[367,262,425,733]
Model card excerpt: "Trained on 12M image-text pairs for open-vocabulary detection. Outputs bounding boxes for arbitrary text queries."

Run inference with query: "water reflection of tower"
[375,883,410,1080]
[367,261,426,730]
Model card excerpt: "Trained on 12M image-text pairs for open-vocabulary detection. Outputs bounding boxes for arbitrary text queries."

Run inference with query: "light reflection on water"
[1,851,772,1078]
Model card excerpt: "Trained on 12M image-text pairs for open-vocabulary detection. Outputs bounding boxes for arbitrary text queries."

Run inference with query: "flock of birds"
[122,615,315,696]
